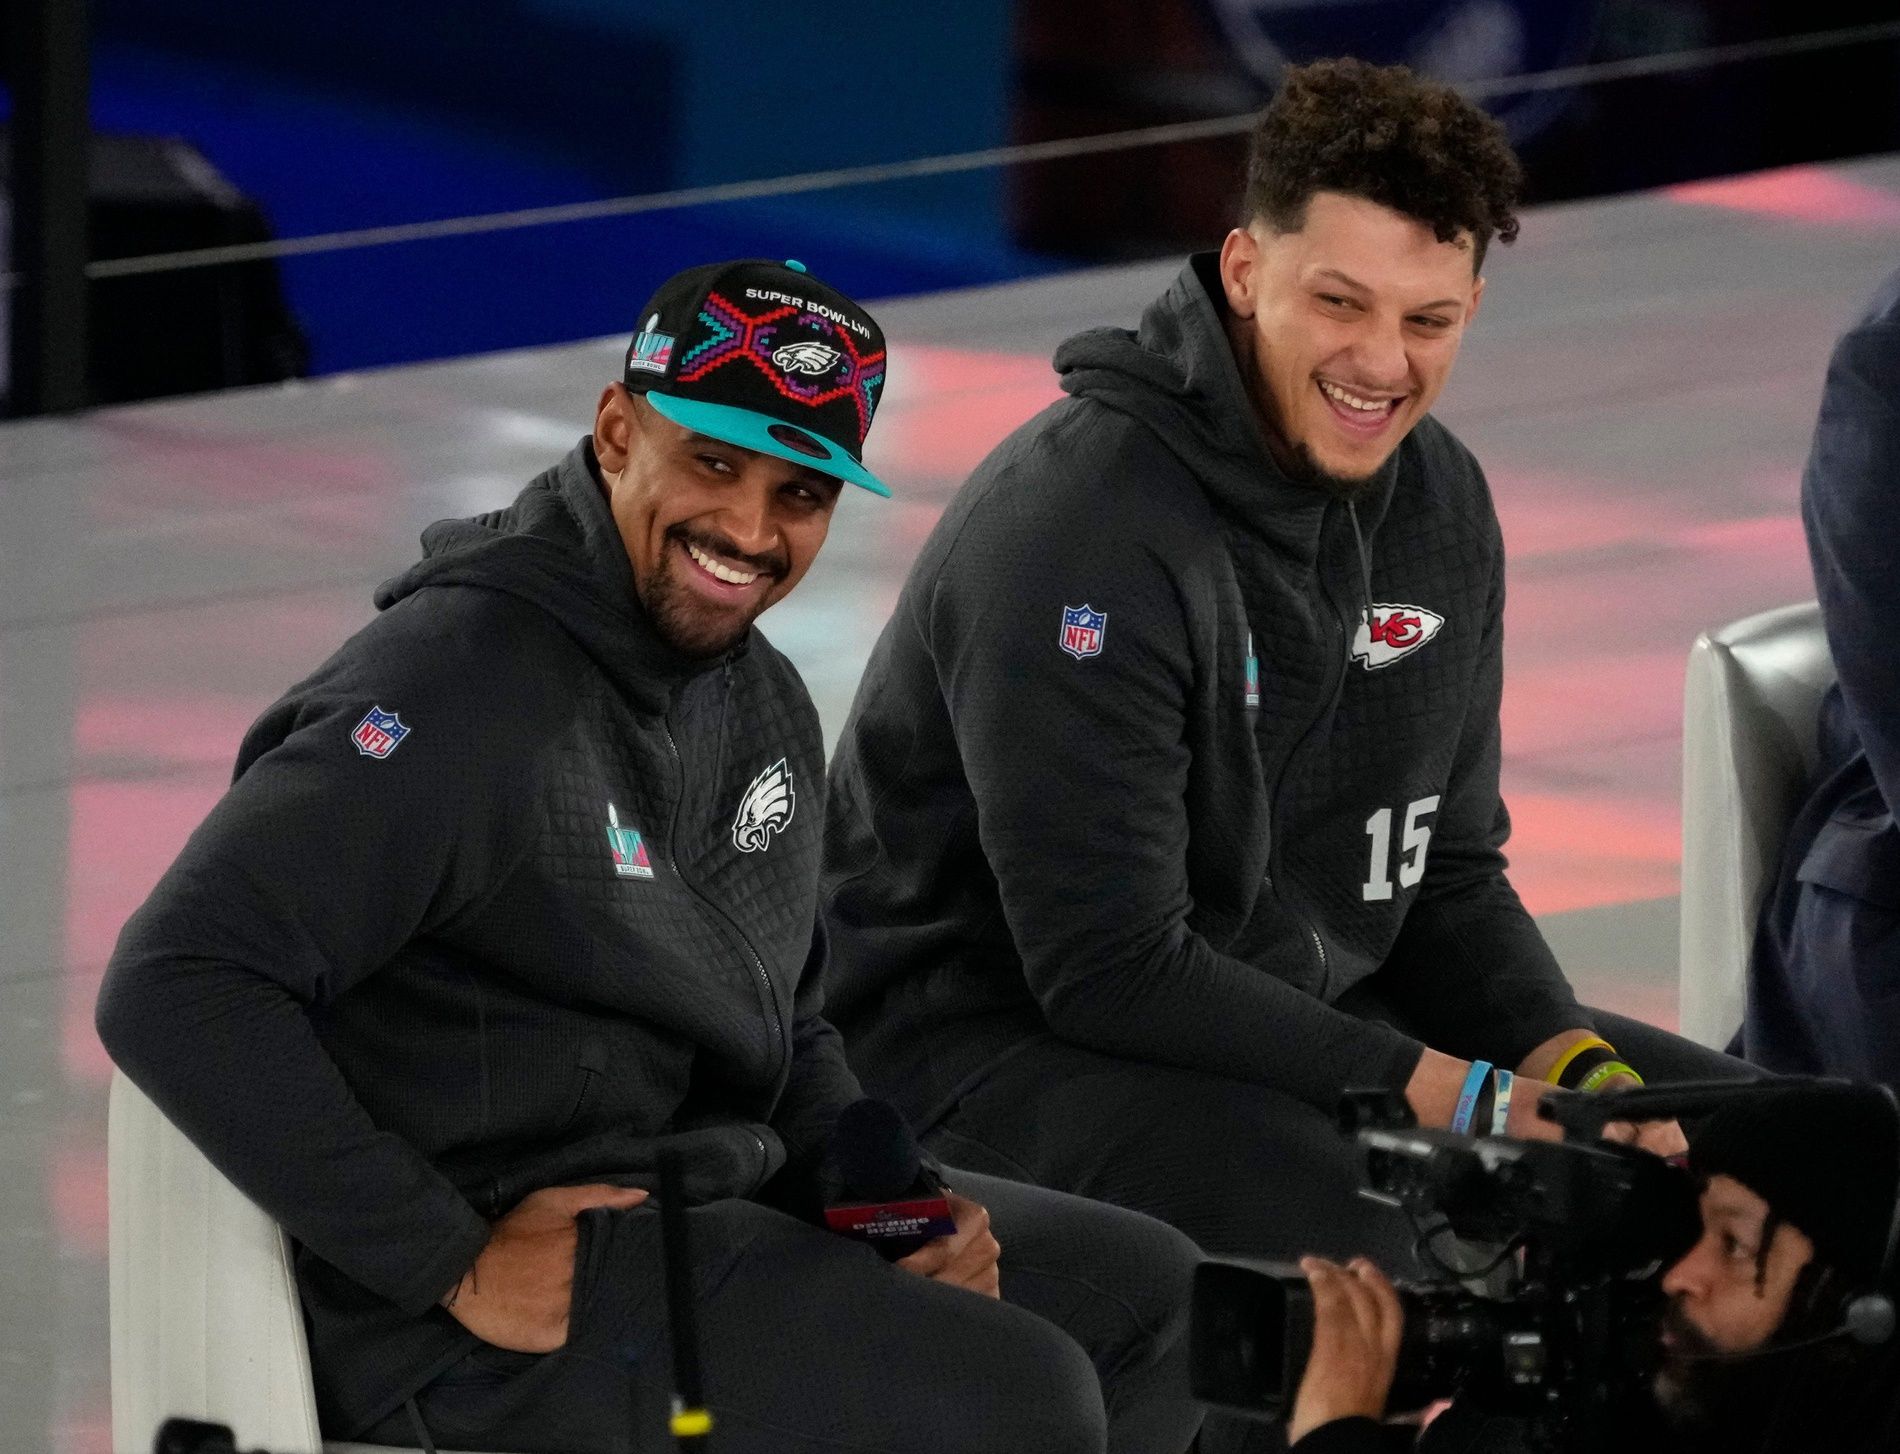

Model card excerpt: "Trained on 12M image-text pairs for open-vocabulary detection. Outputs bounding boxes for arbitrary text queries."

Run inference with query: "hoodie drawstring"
[1347,499,1374,637]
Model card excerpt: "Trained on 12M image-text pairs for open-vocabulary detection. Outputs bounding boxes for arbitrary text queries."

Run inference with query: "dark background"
[3,0,1897,394]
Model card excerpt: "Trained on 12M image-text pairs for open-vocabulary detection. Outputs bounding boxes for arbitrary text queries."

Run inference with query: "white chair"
[1677,601,1836,1051]
[108,1071,489,1454]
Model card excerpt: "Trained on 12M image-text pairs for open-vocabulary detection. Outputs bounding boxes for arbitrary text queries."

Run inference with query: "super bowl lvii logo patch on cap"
[626,313,675,377]
[621,258,891,498]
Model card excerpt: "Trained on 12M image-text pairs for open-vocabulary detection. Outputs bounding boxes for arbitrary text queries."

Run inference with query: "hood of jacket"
[1054,253,1399,554]
[374,437,719,714]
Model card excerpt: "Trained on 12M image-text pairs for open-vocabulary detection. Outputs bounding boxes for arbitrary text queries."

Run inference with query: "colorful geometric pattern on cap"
[679,292,886,446]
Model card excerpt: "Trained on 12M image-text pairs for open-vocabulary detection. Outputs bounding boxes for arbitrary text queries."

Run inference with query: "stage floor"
[5,153,1898,1451]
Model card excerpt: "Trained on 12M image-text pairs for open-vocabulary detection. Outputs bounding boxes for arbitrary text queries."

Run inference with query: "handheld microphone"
[822,1099,958,1260]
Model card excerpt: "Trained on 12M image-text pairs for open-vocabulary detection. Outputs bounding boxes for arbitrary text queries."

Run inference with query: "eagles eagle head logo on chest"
[732,758,796,852]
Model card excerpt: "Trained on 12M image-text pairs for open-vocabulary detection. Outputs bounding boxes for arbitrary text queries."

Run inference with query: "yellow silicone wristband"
[1545,1035,1616,1086]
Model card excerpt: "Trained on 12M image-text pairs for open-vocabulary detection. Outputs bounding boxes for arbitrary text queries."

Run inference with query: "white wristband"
[1490,1069,1516,1137]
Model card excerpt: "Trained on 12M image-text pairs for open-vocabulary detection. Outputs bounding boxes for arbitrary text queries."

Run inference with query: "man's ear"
[1467,273,1486,326]
[594,383,635,476]
[1218,226,1262,320]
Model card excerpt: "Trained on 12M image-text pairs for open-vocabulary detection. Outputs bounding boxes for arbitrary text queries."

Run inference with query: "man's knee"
[972,1311,1110,1454]
[1063,1199,1201,1367]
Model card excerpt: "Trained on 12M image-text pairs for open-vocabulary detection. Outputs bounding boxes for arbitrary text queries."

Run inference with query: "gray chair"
[108,1070,491,1454]
[1676,601,1835,1051]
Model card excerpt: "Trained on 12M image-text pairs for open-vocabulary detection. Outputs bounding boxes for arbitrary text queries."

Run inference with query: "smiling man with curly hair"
[818,58,1749,1389]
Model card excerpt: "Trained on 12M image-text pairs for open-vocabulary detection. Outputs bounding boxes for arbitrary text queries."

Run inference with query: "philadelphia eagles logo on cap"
[621,258,892,497]
[772,341,843,377]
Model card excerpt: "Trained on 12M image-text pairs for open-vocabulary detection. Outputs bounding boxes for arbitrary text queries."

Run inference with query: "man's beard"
[638,525,785,658]
[1231,334,1386,503]
[1650,1296,1841,1450]
[1280,438,1385,503]
[1652,1299,1740,1430]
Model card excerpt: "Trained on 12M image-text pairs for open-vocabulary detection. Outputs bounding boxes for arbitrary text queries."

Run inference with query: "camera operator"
[1283,1081,1900,1452]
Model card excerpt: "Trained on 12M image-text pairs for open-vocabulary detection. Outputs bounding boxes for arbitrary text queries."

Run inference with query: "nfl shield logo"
[1059,605,1107,661]
[351,706,411,759]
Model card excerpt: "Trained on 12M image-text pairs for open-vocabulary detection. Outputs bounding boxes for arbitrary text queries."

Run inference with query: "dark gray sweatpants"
[360,1167,1204,1454]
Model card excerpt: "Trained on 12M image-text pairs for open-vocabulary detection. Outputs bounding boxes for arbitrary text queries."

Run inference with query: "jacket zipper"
[1263,506,1356,995]
[661,719,787,1075]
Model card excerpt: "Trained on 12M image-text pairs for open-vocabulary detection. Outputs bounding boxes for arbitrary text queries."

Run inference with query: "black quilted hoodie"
[97,439,859,1435]
[822,255,1586,1131]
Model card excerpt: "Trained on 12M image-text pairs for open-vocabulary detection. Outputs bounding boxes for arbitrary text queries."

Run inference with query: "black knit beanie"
[1689,1081,1900,1287]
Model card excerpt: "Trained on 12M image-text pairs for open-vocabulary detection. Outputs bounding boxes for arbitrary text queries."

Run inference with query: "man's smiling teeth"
[1319,380,1395,413]
[687,541,759,586]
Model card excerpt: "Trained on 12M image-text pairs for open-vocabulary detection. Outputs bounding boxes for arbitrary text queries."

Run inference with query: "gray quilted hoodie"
[822,254,1585,1131]
[97,439,860,1435]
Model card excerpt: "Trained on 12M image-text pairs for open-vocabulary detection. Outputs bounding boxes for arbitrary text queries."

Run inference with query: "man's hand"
[1597,1080,1689,1158]
[1511,1073,1687,1155]
[442,1183,649,1352]
[1287,1257,1404,1446]
[895,1191,1001,1298]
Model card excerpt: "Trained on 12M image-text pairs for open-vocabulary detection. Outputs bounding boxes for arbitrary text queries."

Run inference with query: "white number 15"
[1362,795,1440,902]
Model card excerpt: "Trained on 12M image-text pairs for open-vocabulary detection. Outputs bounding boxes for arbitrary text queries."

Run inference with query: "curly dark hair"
[1243,57,1522,272]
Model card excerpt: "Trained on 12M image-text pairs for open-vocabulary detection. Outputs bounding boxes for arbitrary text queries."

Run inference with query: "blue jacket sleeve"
[1803,287,1900,821]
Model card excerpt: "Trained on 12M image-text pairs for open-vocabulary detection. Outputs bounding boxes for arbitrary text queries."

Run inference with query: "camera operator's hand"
[1287,1257,1403,1446]
[1598,1092,1689,1159]
[1514,1078,1686,1157]
[441,1183,649,1352]
[896,1192,1002,1298]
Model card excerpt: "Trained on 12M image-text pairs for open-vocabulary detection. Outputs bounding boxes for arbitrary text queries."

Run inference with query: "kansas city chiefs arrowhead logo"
[732,758,796,852]
[771,341,842,377]
[1351,604,1445,670]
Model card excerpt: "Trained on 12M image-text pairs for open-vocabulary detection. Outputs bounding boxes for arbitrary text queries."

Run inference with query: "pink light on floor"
[93,415,396,504]
[1506,790,1681,917]
[1678,513,1809,557]
[1665,166,1900,227]
[55,1409,111,1454]
[75,695,258,774]
[52,1144,108,1258]
[873,344,1064,481]
[64,776,228,1083]
[1492,469,1686,560]
[1500,650,1688,752]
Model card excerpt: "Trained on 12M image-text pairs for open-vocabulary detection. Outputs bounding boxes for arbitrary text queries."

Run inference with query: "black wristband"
[1557,1045,1621,1091]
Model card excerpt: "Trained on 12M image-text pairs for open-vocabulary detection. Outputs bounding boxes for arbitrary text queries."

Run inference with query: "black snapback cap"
[622,258,891,497]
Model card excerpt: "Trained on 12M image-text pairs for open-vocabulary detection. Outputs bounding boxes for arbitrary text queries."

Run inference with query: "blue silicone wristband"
[1490,1069,1516,1137]
[1451,1061,1494,1135]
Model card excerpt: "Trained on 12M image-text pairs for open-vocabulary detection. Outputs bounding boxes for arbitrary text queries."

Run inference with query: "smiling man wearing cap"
[96,258,1203,1454]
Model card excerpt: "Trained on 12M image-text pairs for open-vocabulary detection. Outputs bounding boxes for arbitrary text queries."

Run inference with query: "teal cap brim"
[645,392,892,499]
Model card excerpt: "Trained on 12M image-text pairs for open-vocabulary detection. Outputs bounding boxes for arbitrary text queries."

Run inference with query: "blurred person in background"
[96,260,1202,1454]
[820,55,1746,1317]
[1747,265,1900,1082]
